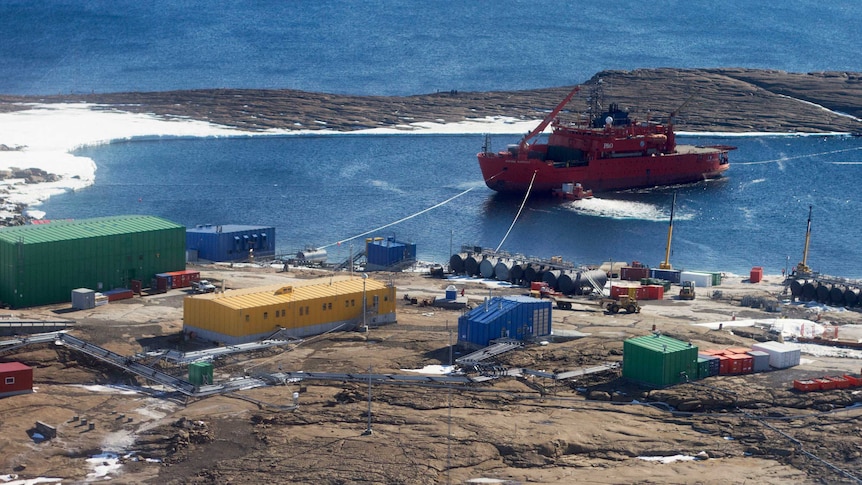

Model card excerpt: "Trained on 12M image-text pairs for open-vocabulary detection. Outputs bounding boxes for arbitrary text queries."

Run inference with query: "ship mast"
[516,85,581,160]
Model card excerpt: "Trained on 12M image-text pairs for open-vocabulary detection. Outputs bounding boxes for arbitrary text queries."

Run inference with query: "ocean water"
[5,1,862,277]
[38,133,862,277]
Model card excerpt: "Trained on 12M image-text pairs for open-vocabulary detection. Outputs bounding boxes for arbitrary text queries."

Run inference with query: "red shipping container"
[793,380,819,392]
[620,266,649,281]
[165,270,200,289]
[611,285,641,298]
[718,355,731,375]
[815,378,836,390]
[646,285,664,300]
[104,289,134,302]
[726,353,753,374]
[828,376,852,389]
[727,356,742,374]
[750,266,763,283]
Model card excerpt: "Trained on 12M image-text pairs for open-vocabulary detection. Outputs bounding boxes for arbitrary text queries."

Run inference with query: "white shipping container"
[679,271,712,289]
[751,341,801,369]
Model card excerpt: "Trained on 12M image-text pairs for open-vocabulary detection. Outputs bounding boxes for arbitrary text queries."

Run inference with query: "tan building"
[183,276,396,344]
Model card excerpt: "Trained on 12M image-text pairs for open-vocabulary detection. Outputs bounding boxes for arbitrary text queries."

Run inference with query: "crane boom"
[517,85,581,160]
[659,192,676,270]
[797,205,813,274]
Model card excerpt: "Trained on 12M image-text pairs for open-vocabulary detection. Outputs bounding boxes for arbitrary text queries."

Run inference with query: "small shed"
[0,362,34,397]
[457,296,551,348]
[71,288,96,310]
[623,334,698,387]
[189,361,214,386]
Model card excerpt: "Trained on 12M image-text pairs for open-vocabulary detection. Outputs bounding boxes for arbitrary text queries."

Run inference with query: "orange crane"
[516,86,581,160]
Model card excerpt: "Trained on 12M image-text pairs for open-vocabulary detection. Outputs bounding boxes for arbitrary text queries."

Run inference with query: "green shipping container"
[189,361,214,386]
[0,215,186,308]
[623,334,699,387]
[711,272,722,286]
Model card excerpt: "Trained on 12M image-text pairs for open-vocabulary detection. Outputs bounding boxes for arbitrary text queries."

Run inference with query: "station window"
[327,303,332,310]
[299,307,304,316]
[305,306,309,315]
[345,301,349,308]
[245,315,249,322]
[5,377,13,385]
[322,304,327,311]
[351,299,355,307]
[264,312,268,319]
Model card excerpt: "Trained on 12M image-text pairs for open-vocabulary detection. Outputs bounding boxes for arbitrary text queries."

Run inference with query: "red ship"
[477,86,735,194]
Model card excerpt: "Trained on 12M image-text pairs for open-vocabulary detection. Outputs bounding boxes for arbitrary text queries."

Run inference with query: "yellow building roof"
[187,275,391,310]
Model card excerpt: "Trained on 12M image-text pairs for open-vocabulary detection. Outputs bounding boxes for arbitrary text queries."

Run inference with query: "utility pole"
[363,365,373,436]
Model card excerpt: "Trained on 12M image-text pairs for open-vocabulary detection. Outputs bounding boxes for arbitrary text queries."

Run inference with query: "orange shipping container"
[815,378,836,390]
[726,347,751,355]
[794,380,819,392]
[828,376,852,389]
[843,374,862,387]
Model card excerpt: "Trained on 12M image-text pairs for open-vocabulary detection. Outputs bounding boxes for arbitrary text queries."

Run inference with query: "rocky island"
[2,68,861,134]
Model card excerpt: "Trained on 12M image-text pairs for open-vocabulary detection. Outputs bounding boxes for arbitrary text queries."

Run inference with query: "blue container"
[697,353,720,376]
[155,273,173,288]
[457,296,551,347]
[445,285,457,300]
[366,237,417,267]
[650,268,681,284]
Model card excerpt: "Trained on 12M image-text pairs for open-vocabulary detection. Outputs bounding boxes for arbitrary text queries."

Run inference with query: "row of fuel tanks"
[789,278,862,307]
[449,252,608,295]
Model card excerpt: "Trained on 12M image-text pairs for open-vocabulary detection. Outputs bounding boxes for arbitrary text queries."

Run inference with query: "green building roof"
[625,334,696,353]
[0,215,184,245]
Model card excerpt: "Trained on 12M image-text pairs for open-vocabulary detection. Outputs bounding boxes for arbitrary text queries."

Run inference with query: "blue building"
[365,236,417,271]
[457,296,552,348]
[186,224,275,262]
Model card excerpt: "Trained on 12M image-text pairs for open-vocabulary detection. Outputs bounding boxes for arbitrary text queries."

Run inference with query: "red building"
[0,362,33,397]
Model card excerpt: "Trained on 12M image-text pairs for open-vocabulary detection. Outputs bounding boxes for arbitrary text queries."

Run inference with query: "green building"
[622,334,698,387]
[0,215,185,308]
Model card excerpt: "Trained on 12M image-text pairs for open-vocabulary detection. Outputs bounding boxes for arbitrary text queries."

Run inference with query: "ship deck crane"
[659,192,676,270]
[516,86,581,160]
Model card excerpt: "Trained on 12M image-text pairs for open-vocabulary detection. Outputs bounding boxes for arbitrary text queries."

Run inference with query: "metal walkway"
[1,332,618,397]
[455,339,523,365]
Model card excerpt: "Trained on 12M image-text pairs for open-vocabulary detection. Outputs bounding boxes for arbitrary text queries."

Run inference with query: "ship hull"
[478,144,730,194]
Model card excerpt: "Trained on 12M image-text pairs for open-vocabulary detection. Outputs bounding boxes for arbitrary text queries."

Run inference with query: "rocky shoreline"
[2,68,861,133]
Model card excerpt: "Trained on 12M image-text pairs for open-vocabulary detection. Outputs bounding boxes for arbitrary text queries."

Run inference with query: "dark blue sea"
[3,1,862,277]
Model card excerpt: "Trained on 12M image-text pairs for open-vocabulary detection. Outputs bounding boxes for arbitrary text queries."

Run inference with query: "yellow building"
[183,275,396,344]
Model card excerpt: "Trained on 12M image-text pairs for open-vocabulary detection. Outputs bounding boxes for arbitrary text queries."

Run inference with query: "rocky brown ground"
[2,265,862,484]
[1,68,861,134]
